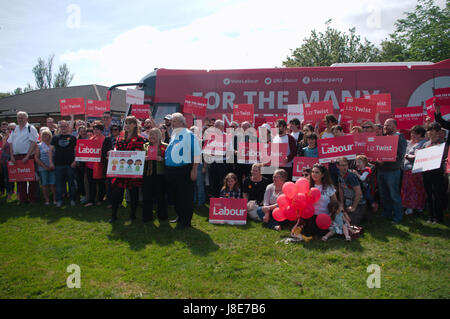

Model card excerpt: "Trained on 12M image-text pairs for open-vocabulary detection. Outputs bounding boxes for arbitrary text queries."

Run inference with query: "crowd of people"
[0,105,449,239]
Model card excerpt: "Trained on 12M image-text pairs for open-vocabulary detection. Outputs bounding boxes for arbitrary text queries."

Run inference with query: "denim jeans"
[377,169,403,222]
[256,207,280,229]
[55,165,76,202]
[193,163,206,205]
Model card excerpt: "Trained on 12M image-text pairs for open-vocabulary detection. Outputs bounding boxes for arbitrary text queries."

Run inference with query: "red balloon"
[316,213,332,230]
[272,207,287,222]
[309,187,321,203]
[295,177,310,194]
[284,205,298,221]
[300,204,315,219]
[282,182,297,199]
[277,194,290,209]
[292,193,307,210]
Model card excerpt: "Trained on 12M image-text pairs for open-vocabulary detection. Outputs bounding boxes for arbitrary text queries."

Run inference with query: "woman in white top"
[300,164,338,237]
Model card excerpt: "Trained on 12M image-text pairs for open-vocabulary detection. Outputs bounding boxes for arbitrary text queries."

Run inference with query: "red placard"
[318,135,356,163]
[209,198,248,225]
[365,135,399,162]
[264,115,287,128]
[183,95,208,117]
[131,104,150,119]
[341,97,377,121]
[75,139,103,162]
[292,157,320,180]
[59,98,85,116]
[394,106,424,130]
[146,145,158,160]
[303,100,333,124]
[8,160,36,182]
[425,97,436,121]
[434,87,450,106]
[86,100,111,117]
[258,143,289,166]
[353,132,376,155]
[233,104,254,123]
[363,93,391,114]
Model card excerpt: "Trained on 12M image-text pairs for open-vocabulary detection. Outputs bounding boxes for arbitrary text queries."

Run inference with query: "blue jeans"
[55,165,76,202]
[377,169,403,222]
[256,207,280,229]
[193,163,206,205]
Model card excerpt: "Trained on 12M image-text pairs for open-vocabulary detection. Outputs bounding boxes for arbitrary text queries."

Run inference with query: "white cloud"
[60,0,419,86]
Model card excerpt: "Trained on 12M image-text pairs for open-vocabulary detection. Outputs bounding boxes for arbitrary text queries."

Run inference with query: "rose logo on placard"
[302,76,311,84]
[265,77,272,85]
[223,78,230,85]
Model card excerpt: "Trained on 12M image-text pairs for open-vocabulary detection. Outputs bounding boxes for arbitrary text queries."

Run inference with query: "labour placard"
[184,95,208,117]
[86,100,111,117]
[303,100,333,124]
[106,150,145,178]
[237,142,259,164]
[292,157,320,181]
[341,97,377,121]
[59,98,85,116]
[365,135,399,162]
[412,143,446,174]
[394,106,424,130]
[8,160,36,182]
[146,145,158,161]
[75,139,103,162]
[318,135,356,163]
[209,198,248,225]
[131,104,150,119]
[233,104,254,123]
[363,93,391,114]
[353,132,376,155]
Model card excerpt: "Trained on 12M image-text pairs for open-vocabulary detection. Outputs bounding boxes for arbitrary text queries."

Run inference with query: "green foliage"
[31,53,74,90]
[283,19,380,67]
[381,0,450,62]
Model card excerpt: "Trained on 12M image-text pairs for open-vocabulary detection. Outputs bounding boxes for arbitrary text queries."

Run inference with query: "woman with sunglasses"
[109,116,145,222]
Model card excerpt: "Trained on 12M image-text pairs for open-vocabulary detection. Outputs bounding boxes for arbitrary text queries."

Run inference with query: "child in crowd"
[351,155,377,212]
[35,128,56,205]
[219,173,241,199]
[302,133,318,158]
[322,200,351,242]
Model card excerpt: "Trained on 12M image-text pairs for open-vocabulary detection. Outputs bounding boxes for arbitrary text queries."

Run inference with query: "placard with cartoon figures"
[106,150,145,178]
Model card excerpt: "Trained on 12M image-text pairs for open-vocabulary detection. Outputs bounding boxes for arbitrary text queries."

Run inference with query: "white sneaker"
[70,200,76,207]
[405,208,413,215]
[56,201,63,208]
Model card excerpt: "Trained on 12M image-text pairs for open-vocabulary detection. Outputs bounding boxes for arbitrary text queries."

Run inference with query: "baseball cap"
[164,114,172,120]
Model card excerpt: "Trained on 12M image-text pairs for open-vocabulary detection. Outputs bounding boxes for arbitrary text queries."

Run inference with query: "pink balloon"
[316,214,332,230]
[300,204,315,219]
[282,182,297,199]
[292,193,307,210]
[277,194,290,209]
[285,205,298,221]
[295,177,310,194]
[272,207,287,222]
[309,187,321,203]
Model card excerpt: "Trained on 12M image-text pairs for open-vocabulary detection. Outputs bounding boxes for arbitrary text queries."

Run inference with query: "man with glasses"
[51,120,78,207]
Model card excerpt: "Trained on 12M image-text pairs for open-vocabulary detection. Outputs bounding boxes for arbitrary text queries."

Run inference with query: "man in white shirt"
[272,119,297,181]
[8,111,40,203]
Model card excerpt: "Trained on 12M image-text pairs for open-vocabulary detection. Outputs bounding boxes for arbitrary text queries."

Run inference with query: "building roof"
[0,84,127,118]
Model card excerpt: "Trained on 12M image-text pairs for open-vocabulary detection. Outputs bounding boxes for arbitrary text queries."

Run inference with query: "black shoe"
[169,217,179,223]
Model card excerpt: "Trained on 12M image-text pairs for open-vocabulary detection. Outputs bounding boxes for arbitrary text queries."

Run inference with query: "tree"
[380,0,450,62]
[53,63,75,88]
[283,19,380,67]
[32,54,74,89]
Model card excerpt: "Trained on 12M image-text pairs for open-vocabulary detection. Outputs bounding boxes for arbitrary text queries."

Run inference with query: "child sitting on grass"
[220,173,241,199]
[322,200,352,242]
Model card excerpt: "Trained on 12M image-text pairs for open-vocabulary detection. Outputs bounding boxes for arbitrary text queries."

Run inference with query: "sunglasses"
[111,128,119,131]
[302,173,310,177]
[362,126,372,129]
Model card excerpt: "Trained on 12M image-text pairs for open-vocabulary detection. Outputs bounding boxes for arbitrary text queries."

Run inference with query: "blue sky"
[0,0,446,92]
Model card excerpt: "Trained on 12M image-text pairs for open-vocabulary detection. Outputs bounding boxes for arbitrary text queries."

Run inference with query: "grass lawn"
[0,194,449,299]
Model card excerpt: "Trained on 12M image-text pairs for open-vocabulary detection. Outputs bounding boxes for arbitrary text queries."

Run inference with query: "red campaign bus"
[121,59,450,126]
